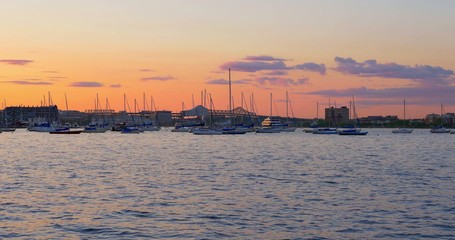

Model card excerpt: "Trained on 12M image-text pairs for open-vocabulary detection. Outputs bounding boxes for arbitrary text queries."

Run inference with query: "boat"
[450,130,455,134]
[256,116,283,133]
[192,94,223,135]
[121,126,141,134]
[255,126,282,133]
[312,127,338,134]
[0,127,16,132]
[281,91,297,132]
[142,124,161,132]
[222,126,248,134]
[430,104,450,133]
[83,123,109,133]
[430,126,450,133]
[338,128,368,135]
[50,129,83,134]
[392,100,413,134]
[338,96,368,136]
[30,121,69,132]
[256,93,283,133]
[192,127,223,135]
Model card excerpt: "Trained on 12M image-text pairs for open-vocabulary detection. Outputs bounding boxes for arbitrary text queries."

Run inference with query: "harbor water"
[1,129,454,239]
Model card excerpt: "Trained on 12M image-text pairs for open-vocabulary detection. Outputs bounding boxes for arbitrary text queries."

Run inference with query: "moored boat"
[313,128,337,134]
[338,128,368,135]
[192,127,223,135]
[121,126,141,134]
[430,126,450,133]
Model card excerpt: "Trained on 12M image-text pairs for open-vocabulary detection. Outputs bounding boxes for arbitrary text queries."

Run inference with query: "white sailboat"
[430,104,450,133]
[192,94,223,135]
[338,96,368,135]
[392,99,413,134]
[281,91,297,132]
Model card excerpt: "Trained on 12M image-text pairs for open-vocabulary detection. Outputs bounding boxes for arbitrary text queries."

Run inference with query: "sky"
[1,0,455,118]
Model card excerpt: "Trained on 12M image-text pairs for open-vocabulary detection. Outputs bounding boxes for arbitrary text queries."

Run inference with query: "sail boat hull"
[392,128,413,134]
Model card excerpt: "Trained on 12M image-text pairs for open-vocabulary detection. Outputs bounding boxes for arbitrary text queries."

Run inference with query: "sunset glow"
[1,0,455,118]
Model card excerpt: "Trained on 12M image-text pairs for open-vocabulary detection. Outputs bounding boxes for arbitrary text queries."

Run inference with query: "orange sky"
[1,1,455,118]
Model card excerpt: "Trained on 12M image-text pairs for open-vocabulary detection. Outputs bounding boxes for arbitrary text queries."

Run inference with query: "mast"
[123,94,126,112]
[269,92,272,117]
[403,99,406,128]
[286,91,289,122]
[229,68,232,114]
[64,93,69,111]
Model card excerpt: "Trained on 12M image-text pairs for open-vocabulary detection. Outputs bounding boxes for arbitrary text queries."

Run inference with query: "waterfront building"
[324,106,349,125]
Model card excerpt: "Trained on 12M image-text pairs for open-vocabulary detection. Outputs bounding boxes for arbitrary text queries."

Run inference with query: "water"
[1,129,454,239]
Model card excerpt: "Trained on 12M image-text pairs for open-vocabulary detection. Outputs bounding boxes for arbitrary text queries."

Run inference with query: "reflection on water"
[1,129,454,239]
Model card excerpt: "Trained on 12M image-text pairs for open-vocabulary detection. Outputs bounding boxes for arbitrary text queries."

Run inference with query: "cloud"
[206,78,253,85]
[42,70,59,73]
[220,56,327,75]
[264,70,288,76]
[142,75,176,81]
[139,69,156,72]
[3,80,52,85]
[69,82,104,87]
[333,57,454,85]
[293,62,326,75]
[306,85,455,105]
[0,59,33,66]
[256,77,309,87]
[221,60,287,72]
[49,76,66,80]
[110,84,122,88]
[244,55,287,61]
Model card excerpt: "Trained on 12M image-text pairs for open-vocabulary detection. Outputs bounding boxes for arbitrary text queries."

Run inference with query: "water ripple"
[0,129,454,239]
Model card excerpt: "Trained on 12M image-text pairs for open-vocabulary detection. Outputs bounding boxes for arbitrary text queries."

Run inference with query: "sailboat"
[222,69,248,134]
[256,93,282,133]
[313,100,337,134]
[192,94,223,135]
[392,100,413,134]
[338,96,368,135]
[83,94,109,133]
[430,104,450,133]
[281,91,297,132]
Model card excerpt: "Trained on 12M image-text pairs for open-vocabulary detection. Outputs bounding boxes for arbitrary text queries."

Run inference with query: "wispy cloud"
[139,69,156,72]
[142,76,176,81]
[256,77,309,87]
[69,82,104,87]
[110,84,122,88]
[0,59,33,66]
[264,70,288,76]
[42,70,59,73]
[206,78,253,85]
[3,80,52,85]
[333,57,454,85]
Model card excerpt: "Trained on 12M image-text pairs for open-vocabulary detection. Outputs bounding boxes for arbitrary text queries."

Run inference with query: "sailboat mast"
[229,68,232,114]
[123,94,126,112]
[64,93,69,111]
[403,99,406,127]
[286,91,289,121]
[269,92,273,117]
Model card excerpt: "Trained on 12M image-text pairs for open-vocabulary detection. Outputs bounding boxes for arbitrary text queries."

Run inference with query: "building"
[324,106,349,124]
[2,105,60,127]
